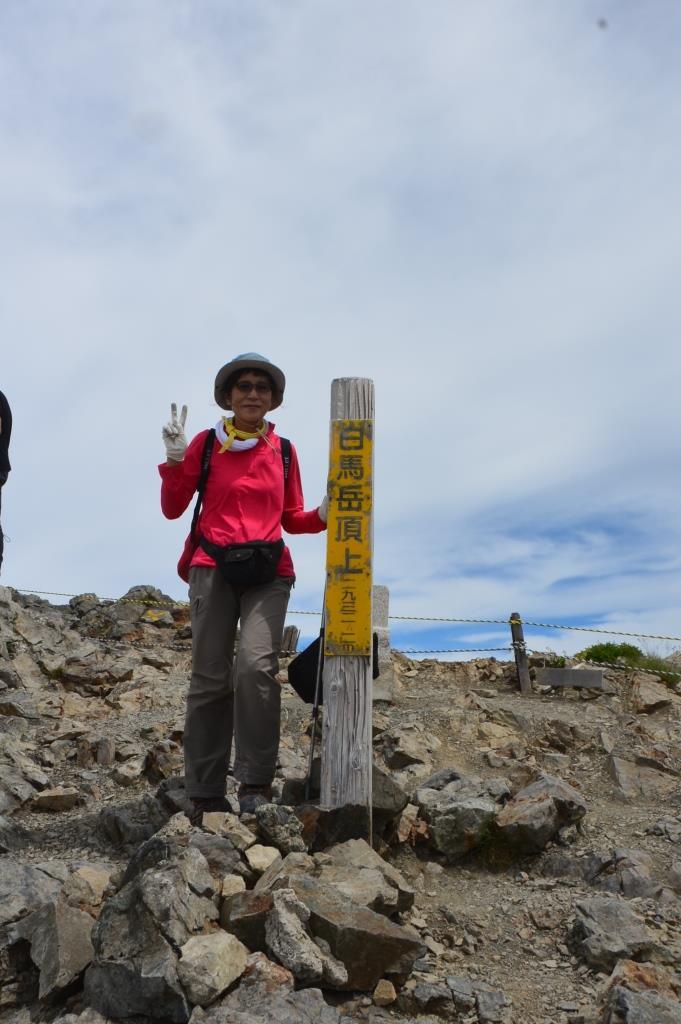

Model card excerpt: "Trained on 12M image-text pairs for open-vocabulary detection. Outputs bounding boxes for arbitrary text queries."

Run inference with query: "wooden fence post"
[510,611,531,695]
[320,378,374,838]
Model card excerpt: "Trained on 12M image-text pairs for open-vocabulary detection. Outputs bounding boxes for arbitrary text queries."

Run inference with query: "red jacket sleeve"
[281,442,326,535]
[158,430,208,520]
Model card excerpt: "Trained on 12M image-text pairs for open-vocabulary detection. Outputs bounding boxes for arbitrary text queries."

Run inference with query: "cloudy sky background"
[2,0,680,660]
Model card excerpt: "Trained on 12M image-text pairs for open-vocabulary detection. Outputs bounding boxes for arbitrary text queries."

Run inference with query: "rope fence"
[4,585,681,687]
[9,587,681,645]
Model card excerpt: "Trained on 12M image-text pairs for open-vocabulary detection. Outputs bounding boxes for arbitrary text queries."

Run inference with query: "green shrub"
[575,641,678,683]
[575,642,643,667]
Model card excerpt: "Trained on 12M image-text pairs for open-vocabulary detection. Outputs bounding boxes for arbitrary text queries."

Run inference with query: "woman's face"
[228,370,273,427]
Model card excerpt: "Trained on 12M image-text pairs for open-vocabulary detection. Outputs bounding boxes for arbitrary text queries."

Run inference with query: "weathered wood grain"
[320,378,374,833]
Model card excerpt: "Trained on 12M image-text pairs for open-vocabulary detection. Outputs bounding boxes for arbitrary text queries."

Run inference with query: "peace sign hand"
[162,402,189,463]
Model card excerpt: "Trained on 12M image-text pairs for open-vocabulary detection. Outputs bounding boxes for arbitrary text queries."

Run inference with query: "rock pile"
[1,584,681,1023]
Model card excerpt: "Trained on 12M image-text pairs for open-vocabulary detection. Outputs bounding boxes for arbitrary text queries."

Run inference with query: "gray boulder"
[98,794,170,851]
[419,767,463,790]
[0,927,39,1009]
[190,951,348,1023]
[416,773,508,861]
[11,899,94,1001]
[253,842,414,919]
[85,848,218,1022]
[58,651,135,696]
[446,975,476,1011]
[0,815,30,853]
[285,874,426,990]
[265,887,347,987]
[137,847,218,947]
[379,725,431,769]
[121,833,189,886]
[474,982,513,1023]
[0,692,39,719]
[585,848,661,899]
[569,897,668,971]
[608,755,677,801]
[631,673,674,713]
[254,852,317,895]
[189,832,250,880]
[85,885,189,1022]
[220,890,274,951]
[0,738,50,813]
[372,764,410,840]
[0,665,23,689]
[255,804,307,854]
[177,931,249,1007]
[444,976,511,1023]
[646,817,681,844]
[317,839,414,915]
[145,741,184,784]
[407,981,455,1019]
[122,821,248,886]
[493,773,587,853]
[294,803,371,851]
[287,763,409,844]
[542,847,662,900]
[0,860,64,928]
[603,986,681,1023]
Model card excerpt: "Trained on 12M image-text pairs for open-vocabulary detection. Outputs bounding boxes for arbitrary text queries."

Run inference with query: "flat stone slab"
[535,668,605,689]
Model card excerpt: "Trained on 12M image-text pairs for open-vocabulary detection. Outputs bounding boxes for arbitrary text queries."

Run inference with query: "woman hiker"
[159,354,327,823]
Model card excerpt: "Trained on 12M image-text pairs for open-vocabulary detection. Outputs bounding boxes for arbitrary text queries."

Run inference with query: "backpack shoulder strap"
[189,429,215,541]
[279,437,291,485]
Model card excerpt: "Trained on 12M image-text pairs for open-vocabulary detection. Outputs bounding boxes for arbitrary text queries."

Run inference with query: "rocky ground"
[1,584,681,1024]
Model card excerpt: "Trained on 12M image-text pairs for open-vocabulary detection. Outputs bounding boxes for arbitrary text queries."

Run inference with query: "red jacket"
[159,424,325,578]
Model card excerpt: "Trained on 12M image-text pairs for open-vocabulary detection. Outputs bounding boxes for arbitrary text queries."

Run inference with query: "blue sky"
[2,1,681,660]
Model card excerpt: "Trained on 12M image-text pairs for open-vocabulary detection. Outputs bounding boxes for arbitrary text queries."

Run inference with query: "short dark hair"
[223,367,275,395]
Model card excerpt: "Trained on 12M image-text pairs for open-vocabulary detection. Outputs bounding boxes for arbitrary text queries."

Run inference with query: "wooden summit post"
[320,378,374,836]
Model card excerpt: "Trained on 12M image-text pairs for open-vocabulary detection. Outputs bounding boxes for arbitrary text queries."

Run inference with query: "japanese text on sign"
[325,419,373,656]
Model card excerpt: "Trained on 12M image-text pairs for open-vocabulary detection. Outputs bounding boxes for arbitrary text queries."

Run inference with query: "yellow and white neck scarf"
[215,417,269,453]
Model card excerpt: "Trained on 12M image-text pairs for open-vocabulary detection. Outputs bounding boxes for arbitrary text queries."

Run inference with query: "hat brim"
[214,357,285,411]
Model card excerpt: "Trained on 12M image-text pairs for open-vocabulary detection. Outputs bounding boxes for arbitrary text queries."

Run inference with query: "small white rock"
[177,931,249,1006]
[112,759,144,787]
[245,844,281,874]
[373,979,397,1006]
[203,811,257,851]
[222,873,247,898]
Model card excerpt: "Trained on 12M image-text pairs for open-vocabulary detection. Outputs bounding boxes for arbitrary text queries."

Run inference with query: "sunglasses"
[233,381,272,395]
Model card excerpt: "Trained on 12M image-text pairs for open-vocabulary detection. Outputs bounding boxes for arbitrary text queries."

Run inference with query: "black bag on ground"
[288,632,380,705]
[199,537,285,587]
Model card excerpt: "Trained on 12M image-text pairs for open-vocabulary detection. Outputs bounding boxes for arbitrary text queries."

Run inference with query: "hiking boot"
[237,783,273,815]
[186,796,230,827]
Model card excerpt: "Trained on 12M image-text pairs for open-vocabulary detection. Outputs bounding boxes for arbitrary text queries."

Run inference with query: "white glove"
[318,495,328,524]
[162,403,188,462]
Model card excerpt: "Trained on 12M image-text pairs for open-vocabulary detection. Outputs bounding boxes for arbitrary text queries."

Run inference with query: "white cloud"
[2,0,681,657]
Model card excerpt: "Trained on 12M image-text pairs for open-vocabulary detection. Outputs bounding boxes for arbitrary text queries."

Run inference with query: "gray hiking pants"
[184,566,293,799]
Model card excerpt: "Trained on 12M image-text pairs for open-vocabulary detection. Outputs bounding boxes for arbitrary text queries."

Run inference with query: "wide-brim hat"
[214,353,286,411]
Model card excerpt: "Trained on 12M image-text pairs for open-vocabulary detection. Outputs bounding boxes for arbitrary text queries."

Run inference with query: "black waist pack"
[199,536,285,587]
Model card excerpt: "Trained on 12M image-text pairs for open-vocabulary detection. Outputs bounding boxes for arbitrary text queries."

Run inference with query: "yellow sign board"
[324,419,373,656]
